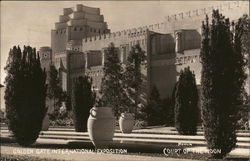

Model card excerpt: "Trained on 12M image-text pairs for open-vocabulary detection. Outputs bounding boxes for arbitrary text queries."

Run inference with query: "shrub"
[236,104,249,130]
[48,105,73,127]
[49,116,74,127]
[4,46,47,146]
[134,120,148,129]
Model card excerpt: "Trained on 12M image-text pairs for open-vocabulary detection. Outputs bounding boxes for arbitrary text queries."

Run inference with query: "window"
[74,27,77,31]
[80,27,82,31]
[90,28,92,32]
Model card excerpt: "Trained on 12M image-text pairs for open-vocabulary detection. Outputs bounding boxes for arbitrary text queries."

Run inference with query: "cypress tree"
[4,46,47,146]
[144,85,163,126]
[123,44,146,119]
[201,10,247,158]
[73,76,95,132]
[233,14,249,104]
[47,64,63,112]
[99,43,125,118]
[47,64,68,122]
[61,91,72,111]
[174,67,198,135]
[162,97,175,126]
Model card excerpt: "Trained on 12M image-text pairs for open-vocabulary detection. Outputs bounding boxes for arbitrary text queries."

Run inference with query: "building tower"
[39,46,52,72]
[51,4,110,59]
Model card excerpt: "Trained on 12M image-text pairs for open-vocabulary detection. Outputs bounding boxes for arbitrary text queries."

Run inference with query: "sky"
[0,0,234,84]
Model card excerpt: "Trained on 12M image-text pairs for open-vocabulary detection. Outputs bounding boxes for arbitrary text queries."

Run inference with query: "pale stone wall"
[82,30,148,52]
[76,4,100,15]
[0,87,5,110]
[164,1,248,33]
[176,49,201,84]
[51,29,68,56]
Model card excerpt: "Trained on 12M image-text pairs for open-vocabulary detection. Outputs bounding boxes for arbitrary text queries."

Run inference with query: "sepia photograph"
[0,0,249,161]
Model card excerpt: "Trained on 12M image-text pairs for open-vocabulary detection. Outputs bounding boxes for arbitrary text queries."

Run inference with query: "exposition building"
[39,2,249,108]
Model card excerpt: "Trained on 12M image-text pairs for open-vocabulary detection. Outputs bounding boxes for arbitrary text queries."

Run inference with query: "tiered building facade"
[39,2,249,106]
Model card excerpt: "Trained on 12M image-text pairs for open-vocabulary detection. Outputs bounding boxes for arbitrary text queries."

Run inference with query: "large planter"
[42,114,49,131]
[119,112,135,134]
[87,107,115,148]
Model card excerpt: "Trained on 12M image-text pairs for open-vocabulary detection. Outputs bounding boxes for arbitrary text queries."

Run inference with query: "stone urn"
[119,112,135,134]
[42,114,49,131]
[87,107,115,148]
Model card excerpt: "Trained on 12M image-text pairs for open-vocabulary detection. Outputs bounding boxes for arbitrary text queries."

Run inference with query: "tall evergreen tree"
[233,14,249,104]
[162,97,175,126]
[123,44,146,119]
[99,43,125,118]
[61,91,72,111]
[201,10,247,158]
[168,82,179,126]
[144,85,163,126]
[174,67,198,135]
[4,46,47,146]
[73,76,95,132]
[47,64,62,112]
[47,64,68,122]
